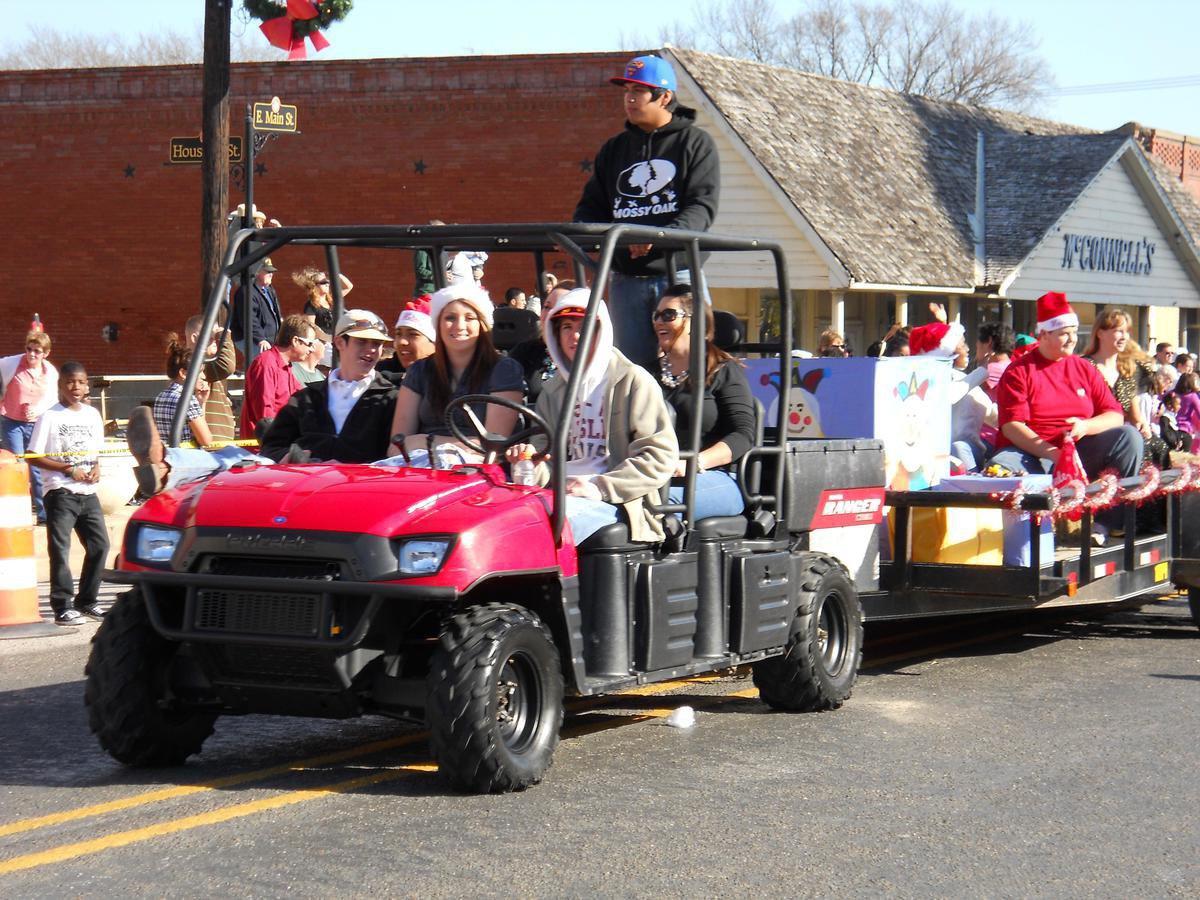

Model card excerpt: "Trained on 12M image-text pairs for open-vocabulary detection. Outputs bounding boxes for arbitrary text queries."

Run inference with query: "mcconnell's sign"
[1061,233,1156,276]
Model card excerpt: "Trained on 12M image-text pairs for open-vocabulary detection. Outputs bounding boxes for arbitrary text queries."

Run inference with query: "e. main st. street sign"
[252,99,298,133]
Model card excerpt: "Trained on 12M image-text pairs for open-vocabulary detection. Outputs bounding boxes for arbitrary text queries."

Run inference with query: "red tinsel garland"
[1003,461,1200,523]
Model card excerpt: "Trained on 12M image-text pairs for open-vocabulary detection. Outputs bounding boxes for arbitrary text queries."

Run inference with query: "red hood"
[126,463,577,583]
[188,463,503,532]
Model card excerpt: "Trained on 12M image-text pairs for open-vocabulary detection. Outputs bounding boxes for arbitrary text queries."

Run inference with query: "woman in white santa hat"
[386,283,525,466]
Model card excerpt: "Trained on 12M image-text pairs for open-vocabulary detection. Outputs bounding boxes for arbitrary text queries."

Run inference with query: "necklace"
[658,351,688,388]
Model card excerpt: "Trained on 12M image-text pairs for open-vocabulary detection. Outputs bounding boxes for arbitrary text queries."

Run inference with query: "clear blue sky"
[7,0,1200,134]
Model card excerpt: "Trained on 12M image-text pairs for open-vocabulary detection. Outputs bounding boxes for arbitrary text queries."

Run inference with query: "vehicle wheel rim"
[495,650,541,753]
[816,592,847,675]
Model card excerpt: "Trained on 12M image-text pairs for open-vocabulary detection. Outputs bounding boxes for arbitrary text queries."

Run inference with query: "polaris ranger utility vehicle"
[87,223,880,792]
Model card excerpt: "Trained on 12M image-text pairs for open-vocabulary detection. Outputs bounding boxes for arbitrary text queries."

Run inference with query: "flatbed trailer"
[869,475,1200,624]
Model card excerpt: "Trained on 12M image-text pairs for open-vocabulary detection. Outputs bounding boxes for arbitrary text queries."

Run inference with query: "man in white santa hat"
[987,291,1142,539]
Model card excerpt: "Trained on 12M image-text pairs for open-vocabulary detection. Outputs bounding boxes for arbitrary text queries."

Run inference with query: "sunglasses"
[315,279,330,286]
[652,309,690,324]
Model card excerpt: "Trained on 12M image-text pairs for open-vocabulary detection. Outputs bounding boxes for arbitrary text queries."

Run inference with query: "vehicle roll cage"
[182,222,795,546]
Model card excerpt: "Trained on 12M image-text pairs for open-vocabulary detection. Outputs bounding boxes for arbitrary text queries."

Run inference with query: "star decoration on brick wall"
[414,159,427,175]
[255,162,267,177]
[579,159,592,173]
[123,164,136,178]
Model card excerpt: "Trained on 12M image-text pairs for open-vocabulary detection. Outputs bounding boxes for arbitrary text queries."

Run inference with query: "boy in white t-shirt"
[27,362,110,626]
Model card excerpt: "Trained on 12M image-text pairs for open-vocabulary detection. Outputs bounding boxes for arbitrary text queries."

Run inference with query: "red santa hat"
[1036,291,1078,333]
[908,321,964,357]
[395,296,435,343]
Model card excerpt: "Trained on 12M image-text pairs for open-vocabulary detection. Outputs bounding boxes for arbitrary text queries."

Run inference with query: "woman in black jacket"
[653,285,755,519]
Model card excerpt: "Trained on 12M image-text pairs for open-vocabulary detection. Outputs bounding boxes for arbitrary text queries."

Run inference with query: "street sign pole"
[242,101,255,367]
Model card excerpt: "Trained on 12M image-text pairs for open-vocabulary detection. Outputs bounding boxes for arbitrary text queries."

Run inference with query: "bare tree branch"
[645,0,1050,111]
[0,24,276,69]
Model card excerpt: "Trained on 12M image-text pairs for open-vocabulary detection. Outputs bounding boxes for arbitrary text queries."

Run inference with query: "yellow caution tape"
[11,439,259,460]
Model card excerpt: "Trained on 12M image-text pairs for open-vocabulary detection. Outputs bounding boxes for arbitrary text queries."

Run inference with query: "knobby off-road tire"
[84,589,217,766]
[753,553,863,712]
[426,603,564,793]
[1189,587,1200,631]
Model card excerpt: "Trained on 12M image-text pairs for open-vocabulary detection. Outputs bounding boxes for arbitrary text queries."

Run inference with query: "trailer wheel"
[427,603,564,793]
[753,554,863,711]
[1189,588,1200,631]
[84,589,217,767]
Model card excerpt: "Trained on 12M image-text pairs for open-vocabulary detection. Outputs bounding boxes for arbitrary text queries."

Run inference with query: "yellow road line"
[0,676,706,840]
[0,765,437,875]
[0,684,757,876]
[0,732,426,839]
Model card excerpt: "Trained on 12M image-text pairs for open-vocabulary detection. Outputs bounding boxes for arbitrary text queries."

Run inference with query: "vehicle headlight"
[394,539,450,575]
[134,525,182,566]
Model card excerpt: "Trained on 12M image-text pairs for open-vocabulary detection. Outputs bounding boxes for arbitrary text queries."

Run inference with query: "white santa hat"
[1036,291,1079,333]
[428,282,494,332]
[394,296,435,343]
[909,320,965,357]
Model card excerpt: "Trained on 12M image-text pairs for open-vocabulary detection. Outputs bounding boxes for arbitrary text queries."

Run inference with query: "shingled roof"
[667,48,1190,291]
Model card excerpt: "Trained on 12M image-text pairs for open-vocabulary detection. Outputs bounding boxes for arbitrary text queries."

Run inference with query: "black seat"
[693,515,749,539]
[577,520,646,551]
[492,307,539,352]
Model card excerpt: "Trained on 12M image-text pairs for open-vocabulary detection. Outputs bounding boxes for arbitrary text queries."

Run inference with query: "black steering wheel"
[445,394,552,463]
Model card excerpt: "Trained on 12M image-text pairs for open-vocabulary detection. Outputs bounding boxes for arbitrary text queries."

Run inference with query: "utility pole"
[200,0,232,309]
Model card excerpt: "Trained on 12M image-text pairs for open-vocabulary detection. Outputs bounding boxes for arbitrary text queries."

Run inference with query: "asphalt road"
[1,597,1197,897]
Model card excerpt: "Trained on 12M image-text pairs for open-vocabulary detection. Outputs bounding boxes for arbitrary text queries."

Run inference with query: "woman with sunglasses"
[294,266,353,367]
[653,286,755,520]
[387,283,525,466]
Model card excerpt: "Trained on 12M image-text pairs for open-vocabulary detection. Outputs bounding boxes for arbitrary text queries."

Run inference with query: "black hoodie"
[573,105,720,277]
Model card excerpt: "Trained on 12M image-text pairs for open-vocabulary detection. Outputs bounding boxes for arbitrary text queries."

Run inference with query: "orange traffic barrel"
[0,451,58,638]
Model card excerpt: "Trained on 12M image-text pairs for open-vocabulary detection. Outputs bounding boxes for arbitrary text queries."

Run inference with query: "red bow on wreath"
[260,0,331,60]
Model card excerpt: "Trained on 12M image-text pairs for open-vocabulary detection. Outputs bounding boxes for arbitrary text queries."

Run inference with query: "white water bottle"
[512,448,536,486]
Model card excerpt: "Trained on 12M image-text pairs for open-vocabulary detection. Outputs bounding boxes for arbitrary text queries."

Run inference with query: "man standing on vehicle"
[988,291,1143,541]
[574,54,720,371]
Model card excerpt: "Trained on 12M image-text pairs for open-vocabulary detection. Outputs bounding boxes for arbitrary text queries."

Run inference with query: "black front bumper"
[105,568,457,650]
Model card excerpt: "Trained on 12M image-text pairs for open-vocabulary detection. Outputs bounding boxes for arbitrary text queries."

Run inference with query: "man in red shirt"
[239,314,317,439]
[990,292,1142,537]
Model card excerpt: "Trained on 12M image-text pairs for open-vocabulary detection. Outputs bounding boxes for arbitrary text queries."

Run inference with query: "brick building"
[0,52,629,374]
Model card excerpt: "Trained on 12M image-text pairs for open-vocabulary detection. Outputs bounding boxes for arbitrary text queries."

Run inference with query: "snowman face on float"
[763,368,826,439]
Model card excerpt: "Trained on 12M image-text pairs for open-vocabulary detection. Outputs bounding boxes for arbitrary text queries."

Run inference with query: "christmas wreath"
[243,0,352,59]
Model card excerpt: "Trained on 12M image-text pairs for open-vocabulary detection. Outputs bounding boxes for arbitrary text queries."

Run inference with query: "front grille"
[205,556,342,581]
[195,590,322,636]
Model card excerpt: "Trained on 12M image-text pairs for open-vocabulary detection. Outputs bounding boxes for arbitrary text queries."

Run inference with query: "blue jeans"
[1,415,44,521]
[609,268,707,372]
[951,436,993,472]
[163,445,273,491]
[565,496,621,544]
[986,424,1143,529]
[668,469,744,520]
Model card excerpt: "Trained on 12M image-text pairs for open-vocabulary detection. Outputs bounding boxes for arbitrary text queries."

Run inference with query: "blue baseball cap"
[610,55,676,92]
